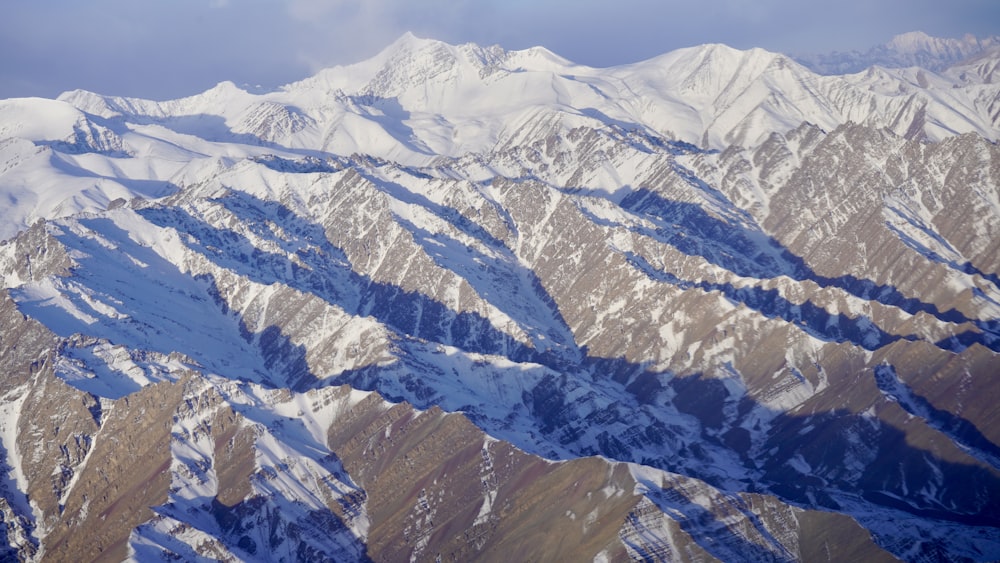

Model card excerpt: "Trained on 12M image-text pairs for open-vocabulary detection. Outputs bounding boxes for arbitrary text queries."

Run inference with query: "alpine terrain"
[1,32,999,562]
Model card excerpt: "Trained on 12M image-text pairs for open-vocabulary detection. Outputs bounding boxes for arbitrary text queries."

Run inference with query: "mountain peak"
[885,30,936,51]
[494,44,574,73]
[885,30,1000,56]
[643,42,783,70]
[797,31,1000,74]
[379,31,442,57]
[882,30,1000,66]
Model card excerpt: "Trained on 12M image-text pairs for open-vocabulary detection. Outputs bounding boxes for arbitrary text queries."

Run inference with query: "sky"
[2,0,999,100]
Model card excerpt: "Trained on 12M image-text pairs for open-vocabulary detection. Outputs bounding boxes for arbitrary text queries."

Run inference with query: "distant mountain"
[0,33,998,562]
[2,32,995,242]
[796,31,1000,74]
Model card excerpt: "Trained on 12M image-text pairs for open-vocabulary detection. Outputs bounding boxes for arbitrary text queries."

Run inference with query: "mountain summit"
[796,30,1000,74]
[0,33,998,562]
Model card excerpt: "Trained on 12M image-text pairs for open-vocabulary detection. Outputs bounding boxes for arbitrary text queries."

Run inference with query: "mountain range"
[0,31,998,562]
[795,30,1000,74]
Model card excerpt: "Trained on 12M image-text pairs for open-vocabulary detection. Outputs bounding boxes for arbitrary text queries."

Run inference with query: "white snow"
[0,385,33,516]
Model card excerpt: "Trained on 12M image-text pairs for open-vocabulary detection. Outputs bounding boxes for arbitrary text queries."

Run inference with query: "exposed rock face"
[0,35,998,562]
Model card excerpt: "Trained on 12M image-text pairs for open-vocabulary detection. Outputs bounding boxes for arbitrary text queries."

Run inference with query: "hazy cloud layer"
[2,0,998,99]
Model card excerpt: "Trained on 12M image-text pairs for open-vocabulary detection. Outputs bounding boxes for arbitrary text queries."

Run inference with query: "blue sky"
[2,0,998,100]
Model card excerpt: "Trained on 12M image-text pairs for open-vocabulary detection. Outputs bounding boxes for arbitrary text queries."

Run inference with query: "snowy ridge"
[129,379,371,561]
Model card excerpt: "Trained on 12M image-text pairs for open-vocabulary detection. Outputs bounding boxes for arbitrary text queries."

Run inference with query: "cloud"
[287,0,402,65]
[284,0,488,72]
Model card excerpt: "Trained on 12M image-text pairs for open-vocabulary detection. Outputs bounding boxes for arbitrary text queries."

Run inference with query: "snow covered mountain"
[796,31,1000,75]
[0,32,994,245]
[0,33,999,562]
